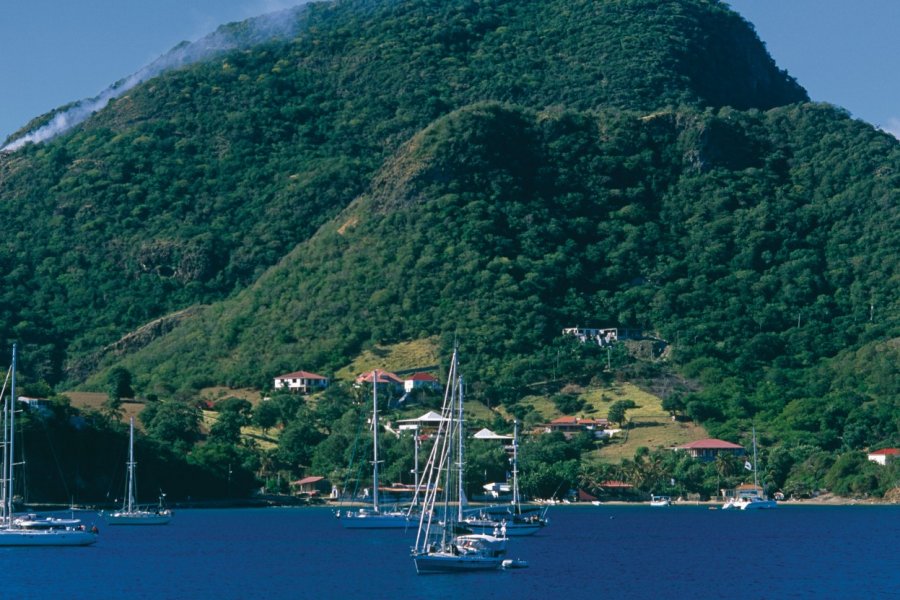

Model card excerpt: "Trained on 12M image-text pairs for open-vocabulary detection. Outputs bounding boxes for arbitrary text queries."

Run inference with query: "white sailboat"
[412,350,508,574]
[722,427,777,510]
[463,420,548,536]
[0,344,98,546]
[106,417,172,525]
[339,370,416,529]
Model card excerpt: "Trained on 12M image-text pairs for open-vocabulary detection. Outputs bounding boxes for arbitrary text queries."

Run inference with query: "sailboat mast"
[456,375,465,523]
[512,419,520,511]
[371,370,379,513]
[752,426,759,490]
[127,417,136,513]
[4,345,15,529]
[0,367,5,526]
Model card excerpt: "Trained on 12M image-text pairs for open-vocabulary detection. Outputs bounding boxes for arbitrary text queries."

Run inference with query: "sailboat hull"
[462,518,543,536]
[0,529,98,546]
[339,511,415,529]
[414,552,504,573]
[722,497,777,510]
[106,511,172,525]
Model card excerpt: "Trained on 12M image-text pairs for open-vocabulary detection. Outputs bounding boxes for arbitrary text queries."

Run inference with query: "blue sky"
[1,0,898,144]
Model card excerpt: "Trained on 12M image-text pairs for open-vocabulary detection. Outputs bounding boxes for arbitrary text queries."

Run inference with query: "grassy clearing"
[201,409,279,451]
[333,338,441,381]
[64,391,145,427]
[495,381,709,464]
[199,387,263,405]
[507,381,666,424]
[592,418,708,463]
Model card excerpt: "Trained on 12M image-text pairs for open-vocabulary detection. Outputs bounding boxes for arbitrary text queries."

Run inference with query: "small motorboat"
[502,558,529,569]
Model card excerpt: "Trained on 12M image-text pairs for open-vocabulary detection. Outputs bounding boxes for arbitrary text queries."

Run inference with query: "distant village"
[268,325,899,503]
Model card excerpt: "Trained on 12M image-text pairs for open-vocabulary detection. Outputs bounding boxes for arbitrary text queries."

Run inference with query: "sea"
[3,504,898,599]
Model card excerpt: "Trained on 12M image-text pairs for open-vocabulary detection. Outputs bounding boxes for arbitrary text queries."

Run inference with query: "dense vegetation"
[0,0,897,502]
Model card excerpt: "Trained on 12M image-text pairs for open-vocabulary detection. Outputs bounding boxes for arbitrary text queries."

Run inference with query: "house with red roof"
[273,370,329,393]
[867,448,900,465]
[403,372,440,392]
[675,438,745,462]
[543,416,610,439]
[355,369,405,394]
[290,476,329,498]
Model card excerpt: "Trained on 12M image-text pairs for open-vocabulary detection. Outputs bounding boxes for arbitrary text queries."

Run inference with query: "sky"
[1,0,898,145]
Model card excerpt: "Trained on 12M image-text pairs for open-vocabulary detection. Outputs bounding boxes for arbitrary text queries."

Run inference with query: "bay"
[3,505,898,599]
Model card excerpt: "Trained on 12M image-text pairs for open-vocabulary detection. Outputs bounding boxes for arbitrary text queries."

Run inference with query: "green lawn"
[496,381,708,463]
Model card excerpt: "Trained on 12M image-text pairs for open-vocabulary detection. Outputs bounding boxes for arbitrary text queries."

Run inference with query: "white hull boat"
[106,417,171,525]
[339,508,415,529]
[413,534,507,574]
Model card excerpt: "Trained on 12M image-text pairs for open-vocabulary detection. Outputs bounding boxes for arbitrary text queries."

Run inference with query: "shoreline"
[27,493,898,512]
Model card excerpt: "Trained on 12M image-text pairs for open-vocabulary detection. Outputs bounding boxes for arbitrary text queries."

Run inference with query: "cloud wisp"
[2,5,308,152]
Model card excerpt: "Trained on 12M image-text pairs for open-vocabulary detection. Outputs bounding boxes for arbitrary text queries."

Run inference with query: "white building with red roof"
[403,372,440,392]
[867,448,900,465]
[273,370,329,393]
[544,416,610,439]
[675,438,745,461]
[355,369,405,394]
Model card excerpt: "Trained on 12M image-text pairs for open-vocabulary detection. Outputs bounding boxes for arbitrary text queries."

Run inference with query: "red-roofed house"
[404,372,440,392]
[291,476,328,497]
[544,416,609,439]
[273,370,329,393]
[867,448,900,465]
[355,370,405,393]
[676,439,745,462]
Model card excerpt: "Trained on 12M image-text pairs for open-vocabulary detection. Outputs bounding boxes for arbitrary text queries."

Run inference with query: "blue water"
[3,505,898,599]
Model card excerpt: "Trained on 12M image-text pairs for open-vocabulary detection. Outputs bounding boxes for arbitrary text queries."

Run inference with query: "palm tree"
[715,453,739,498]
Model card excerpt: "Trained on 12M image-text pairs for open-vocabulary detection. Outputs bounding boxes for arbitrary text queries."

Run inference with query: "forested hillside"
[0,0,897,502]
[1,0,806,382]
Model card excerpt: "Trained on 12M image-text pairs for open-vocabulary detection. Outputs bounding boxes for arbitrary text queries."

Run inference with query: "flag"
[744,461,753,471]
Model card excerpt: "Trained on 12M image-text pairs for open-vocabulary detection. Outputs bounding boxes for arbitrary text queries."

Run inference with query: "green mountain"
[1,0,898,467]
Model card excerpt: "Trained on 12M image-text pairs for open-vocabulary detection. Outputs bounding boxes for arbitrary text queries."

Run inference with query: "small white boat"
[650,495,672,507]
[722,495,777,510]
[502,558,529,569]
[106,418,172,525]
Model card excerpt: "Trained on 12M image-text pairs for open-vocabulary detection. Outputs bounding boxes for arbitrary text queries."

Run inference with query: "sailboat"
[463,420,548,536]
[412,350,508,574]
[0,344,98,546]
[106,417,172,525]
[339,370,416,529]
[722,426,777,510]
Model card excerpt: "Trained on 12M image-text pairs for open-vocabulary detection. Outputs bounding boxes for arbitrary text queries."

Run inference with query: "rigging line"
[338,403,368,509]
[1,365,10,398]
[36,416,75,502]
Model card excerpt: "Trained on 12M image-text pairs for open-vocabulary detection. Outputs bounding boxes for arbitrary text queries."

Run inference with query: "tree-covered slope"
[106,101,898,447]
[0,0,806,383]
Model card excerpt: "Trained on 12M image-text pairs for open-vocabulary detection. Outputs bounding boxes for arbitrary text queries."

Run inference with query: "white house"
[403,372,440,393]
[471,428,513,441]
[273,370,329,393]
[397,410,447,432]
[867,448,900,465]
